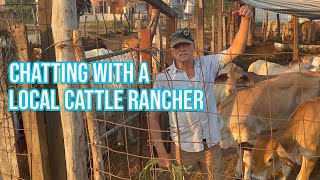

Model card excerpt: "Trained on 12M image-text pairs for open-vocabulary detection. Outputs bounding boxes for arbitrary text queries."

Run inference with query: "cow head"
[216,64,254,96]
[252,136,294,180]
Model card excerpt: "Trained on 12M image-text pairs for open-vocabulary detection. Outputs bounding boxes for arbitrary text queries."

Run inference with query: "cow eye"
[268,158,273,163]
[240,75,247,80]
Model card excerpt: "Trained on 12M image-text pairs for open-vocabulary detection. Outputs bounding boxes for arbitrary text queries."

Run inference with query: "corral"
[1,0,320,180]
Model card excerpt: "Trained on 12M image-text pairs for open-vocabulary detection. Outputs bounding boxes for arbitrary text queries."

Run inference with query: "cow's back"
[219,72,320,147]
[285,98,320,152]
[248,60,308,75]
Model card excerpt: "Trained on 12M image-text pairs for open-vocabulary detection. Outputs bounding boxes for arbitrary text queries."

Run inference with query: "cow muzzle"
[251,173,267,180]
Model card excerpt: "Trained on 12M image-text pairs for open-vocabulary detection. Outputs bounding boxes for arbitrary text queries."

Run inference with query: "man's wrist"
[241,16,251,21]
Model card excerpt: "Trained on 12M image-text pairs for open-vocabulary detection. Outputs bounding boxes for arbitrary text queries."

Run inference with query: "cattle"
[85,48,137,148]
[282,20,296,42]
[252,98,320,180]
[290,55,320,72]
[219,71,320,179]
[300,21,319,43]
[215,63,252,104]
[215,63,278,105]
[248,60,309,75]
[266,21,283,41]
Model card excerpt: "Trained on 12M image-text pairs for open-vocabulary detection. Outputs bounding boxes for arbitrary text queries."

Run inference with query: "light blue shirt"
[153,53,226,152]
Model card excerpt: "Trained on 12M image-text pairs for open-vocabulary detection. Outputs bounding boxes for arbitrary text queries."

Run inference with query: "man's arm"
[223,6,253,64]
[149,111,172,168]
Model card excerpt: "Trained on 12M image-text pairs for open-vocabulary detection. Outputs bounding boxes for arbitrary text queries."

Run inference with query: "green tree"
[5,0,35,23]
[204,0,233,30]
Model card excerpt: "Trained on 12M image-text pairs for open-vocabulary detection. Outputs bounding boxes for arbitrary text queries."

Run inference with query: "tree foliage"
[204,0,235,30]
[5,0,35,23]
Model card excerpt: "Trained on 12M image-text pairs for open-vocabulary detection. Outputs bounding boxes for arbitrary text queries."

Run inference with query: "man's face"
[171,43,194,63]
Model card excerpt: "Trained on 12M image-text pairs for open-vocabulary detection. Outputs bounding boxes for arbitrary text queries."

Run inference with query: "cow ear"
[215,73,228,83]
[275,141,295,169]
[239,142,254,151]
[244,76,254,86]
[280,157,295,169]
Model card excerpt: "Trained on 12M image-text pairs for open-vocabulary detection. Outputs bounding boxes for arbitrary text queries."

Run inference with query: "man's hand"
[232,5,253,19]
[158,153,173,169]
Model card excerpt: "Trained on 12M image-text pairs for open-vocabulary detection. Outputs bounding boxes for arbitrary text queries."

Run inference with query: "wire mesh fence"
[1,0,320,180]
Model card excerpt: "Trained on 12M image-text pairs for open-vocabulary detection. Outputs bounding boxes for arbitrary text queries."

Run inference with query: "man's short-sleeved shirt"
[153,53,226,152]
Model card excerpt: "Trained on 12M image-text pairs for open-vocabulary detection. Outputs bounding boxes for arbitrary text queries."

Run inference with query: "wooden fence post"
[223,16,227,50]
[73,30,105,180]
[229,11,235,45]
[0,44,21,180]
[276,14,280,40]
[139,29,152,168]
[211,15,215,53]
[155,25,163,73]
[11,24,51,180]
[293,16,299,61]
[217,0,223,52]
[165,17,176,66]
[197,0,204,56]
[101,13,108,35]
[247,7,254,46]
[38,0,67,178]
[52,0,88,179]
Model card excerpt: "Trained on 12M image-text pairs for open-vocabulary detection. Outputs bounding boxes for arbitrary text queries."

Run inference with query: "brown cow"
[219,71,320,179]
[252,98,320,180]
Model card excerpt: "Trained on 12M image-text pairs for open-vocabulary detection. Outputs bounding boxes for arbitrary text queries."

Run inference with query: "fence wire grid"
[1,1,320,180]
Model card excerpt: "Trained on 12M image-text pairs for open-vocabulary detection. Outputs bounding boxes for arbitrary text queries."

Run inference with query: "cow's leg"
[235,149,244,178]
[117,127,136,148]
[117,128,125,148]
[296,156,318,180]
[127,127,137,145]
[97,120,107,156]
[279,164,292,180]
[281,28,285,41]
[266,31,270,41]
[243,149,253,179]
[307,29,312,43]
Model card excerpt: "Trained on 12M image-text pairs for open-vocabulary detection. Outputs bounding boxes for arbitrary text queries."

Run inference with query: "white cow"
[290,55,320,72]
[248,60,309,75]
[219,71,320,179]
[85,48,137,148]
